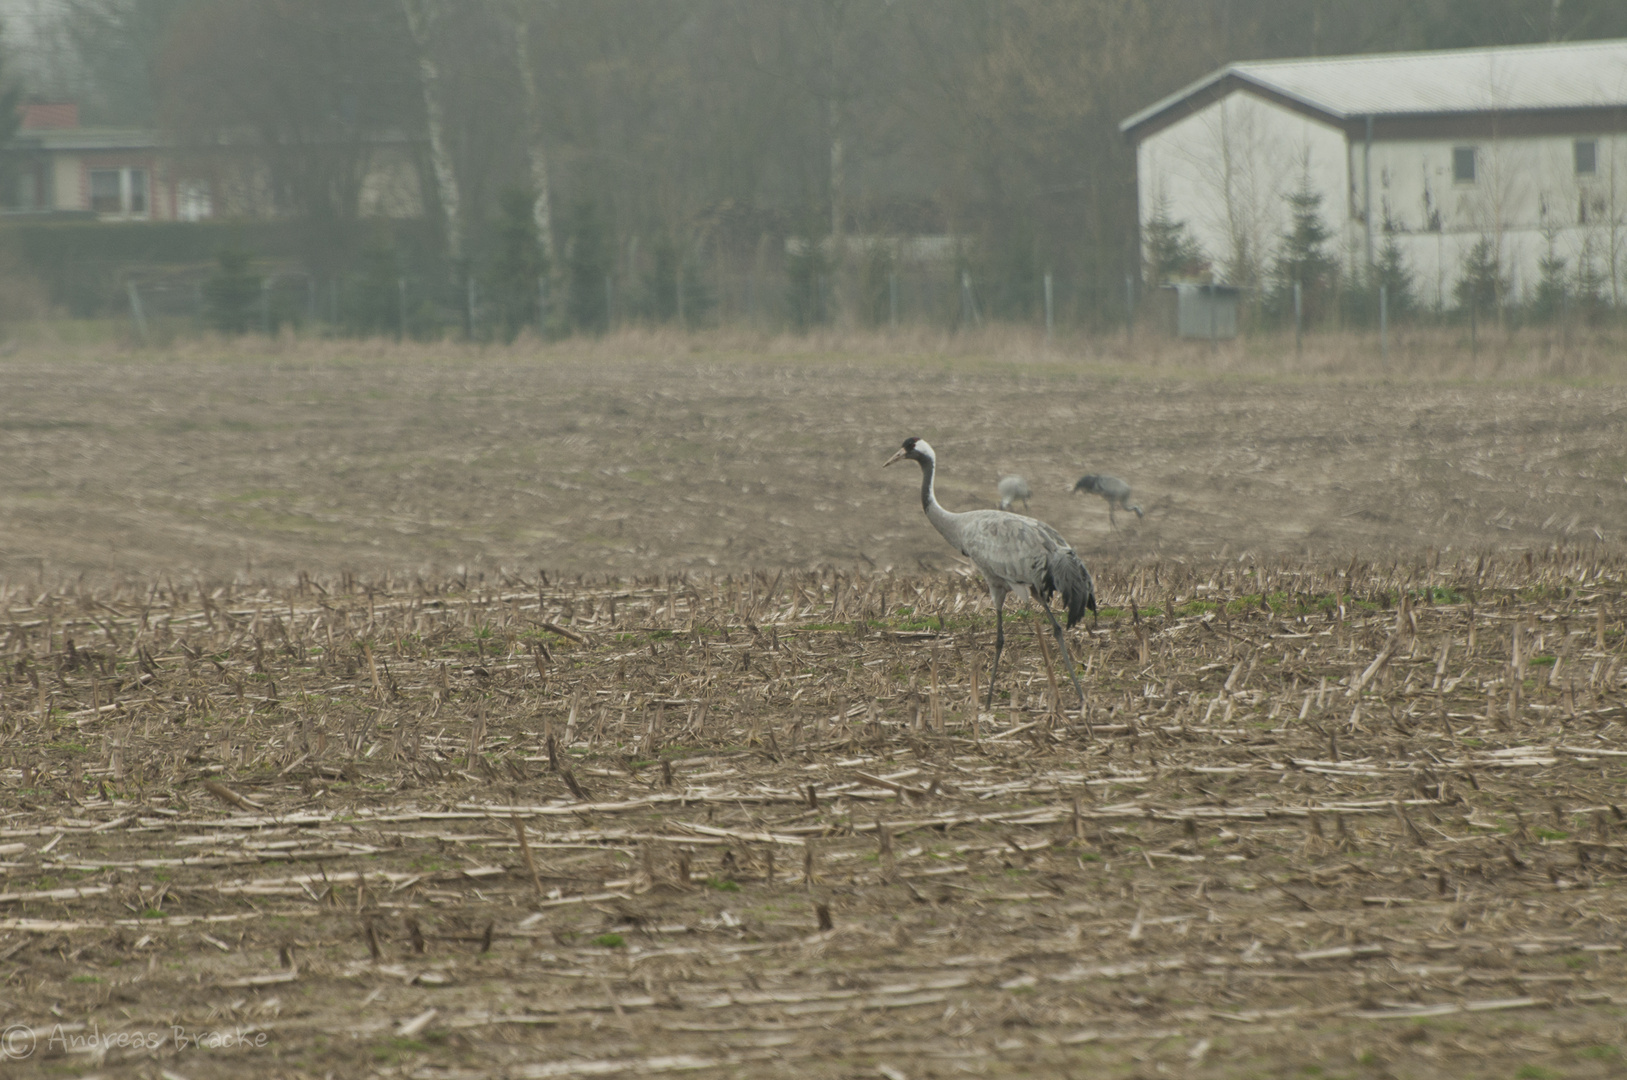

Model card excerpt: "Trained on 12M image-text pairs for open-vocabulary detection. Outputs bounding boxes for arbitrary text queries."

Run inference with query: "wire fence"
[21,247,1627,344]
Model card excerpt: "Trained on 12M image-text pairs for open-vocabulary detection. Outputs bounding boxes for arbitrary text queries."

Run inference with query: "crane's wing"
[950,511,1097,627]
[950,511,1050,586]
[1047,544,1097,626]
[1029,518,1097,624]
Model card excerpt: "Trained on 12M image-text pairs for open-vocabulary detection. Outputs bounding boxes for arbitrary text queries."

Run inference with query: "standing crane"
[1072,473,1143,529]
[996,474,1031,512]
[886,437,1095,711]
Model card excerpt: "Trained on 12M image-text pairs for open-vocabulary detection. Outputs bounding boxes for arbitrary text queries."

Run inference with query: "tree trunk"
[827,94,847,327]
[510,3,555,268]
[401,0,463,267]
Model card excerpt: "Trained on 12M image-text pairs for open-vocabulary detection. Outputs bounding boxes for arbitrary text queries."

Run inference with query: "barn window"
[1452,146,1477,184]
[1575,139,1597,176]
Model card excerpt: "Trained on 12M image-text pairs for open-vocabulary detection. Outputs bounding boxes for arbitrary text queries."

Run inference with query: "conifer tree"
[485,186,548,342]
[566,197,610,334]
[1453,237,1505,315]
[1142,195,1207,284]
[1267,178,1339,322]
[1532,233,1567,323]
[1368,233,1418,321]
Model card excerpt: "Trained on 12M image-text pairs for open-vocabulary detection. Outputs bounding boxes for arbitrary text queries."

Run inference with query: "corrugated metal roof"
[1122,37,1627,134]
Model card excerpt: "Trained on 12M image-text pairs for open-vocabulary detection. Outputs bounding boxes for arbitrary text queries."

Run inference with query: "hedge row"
[0,217,444,317]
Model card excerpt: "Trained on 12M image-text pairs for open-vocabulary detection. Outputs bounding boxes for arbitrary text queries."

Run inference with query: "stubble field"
[1,331,1625,581]
[1,334,1627,1079]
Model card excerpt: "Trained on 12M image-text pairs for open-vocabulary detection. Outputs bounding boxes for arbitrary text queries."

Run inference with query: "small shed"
[1156,283,1239,339]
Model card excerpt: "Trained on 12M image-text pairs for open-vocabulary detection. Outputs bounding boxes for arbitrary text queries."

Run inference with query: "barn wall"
[1136,92,1350,287]
[1373,132,1627,308]
[1137,88,1627,310]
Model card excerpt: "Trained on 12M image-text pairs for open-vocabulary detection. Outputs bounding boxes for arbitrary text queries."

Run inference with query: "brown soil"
[0,338,1623,582]
[2,340,1626,1078]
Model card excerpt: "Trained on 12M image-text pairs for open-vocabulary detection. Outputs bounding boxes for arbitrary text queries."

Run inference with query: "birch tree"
[506,0,554,268]
[401,0,464,266]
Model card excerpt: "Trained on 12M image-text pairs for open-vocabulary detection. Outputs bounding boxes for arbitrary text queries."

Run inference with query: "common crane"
[996,475,1031,512]
[885,437,1095,711]
[1072,473,1143,529]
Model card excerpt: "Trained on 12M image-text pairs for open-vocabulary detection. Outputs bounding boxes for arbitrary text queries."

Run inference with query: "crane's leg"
[1108,503,1117,531]
[1037,598,1086,711]
[985,588,1007,709]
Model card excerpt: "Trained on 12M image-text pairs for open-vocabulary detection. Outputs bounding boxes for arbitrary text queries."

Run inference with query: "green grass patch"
[592,933,626,948]
[1095,605,1166,620]
[706,877,740,892]
[371,1036,430,1062]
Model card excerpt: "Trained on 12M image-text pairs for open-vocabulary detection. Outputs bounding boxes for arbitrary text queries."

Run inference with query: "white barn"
[1121,38,1627,310]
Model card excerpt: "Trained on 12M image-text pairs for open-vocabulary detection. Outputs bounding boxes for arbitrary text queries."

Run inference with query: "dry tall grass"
[9,320,1627,383]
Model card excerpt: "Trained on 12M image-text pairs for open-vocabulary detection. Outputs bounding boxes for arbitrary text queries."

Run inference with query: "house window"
[90,169,122,213]
[1452,146,1476,184]
[127,169,148,214]
[1576,139,1597,176]
[88,167,151,217]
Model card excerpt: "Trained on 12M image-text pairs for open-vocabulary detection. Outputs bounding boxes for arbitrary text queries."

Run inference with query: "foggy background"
[0,1,1624,338]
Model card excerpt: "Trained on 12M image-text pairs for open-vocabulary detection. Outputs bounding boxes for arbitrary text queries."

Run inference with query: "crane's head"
[883,436,933,468]
[1072,474,1099,494]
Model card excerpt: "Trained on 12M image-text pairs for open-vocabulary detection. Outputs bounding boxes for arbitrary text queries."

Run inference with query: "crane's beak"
[882,447,907,468]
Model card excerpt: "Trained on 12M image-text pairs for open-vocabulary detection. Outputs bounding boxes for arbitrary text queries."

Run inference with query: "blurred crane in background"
[1073,473,1143,529]
[996,474,1030,512]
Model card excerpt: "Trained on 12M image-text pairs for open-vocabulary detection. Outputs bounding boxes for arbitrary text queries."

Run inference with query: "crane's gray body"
[887,438,1095,713]
[996,474,1031,512]
[1073,473,1143,528]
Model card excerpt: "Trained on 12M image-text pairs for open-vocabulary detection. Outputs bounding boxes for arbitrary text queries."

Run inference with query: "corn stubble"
[0,552,1625,1075]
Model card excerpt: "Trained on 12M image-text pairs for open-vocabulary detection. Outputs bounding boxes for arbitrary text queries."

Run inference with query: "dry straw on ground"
[1,550,1626,1077]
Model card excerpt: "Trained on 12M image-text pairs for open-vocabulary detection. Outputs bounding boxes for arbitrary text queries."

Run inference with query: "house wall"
[14,141,423,225]
[359,146,424,219]
[50,151,80,211]
[1136,92,1350,287]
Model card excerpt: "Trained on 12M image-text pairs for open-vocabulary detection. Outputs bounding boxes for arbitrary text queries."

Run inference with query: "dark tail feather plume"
[1048,549,1097,628]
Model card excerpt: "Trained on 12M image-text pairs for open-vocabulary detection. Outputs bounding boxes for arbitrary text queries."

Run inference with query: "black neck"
[918,454,935,512]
